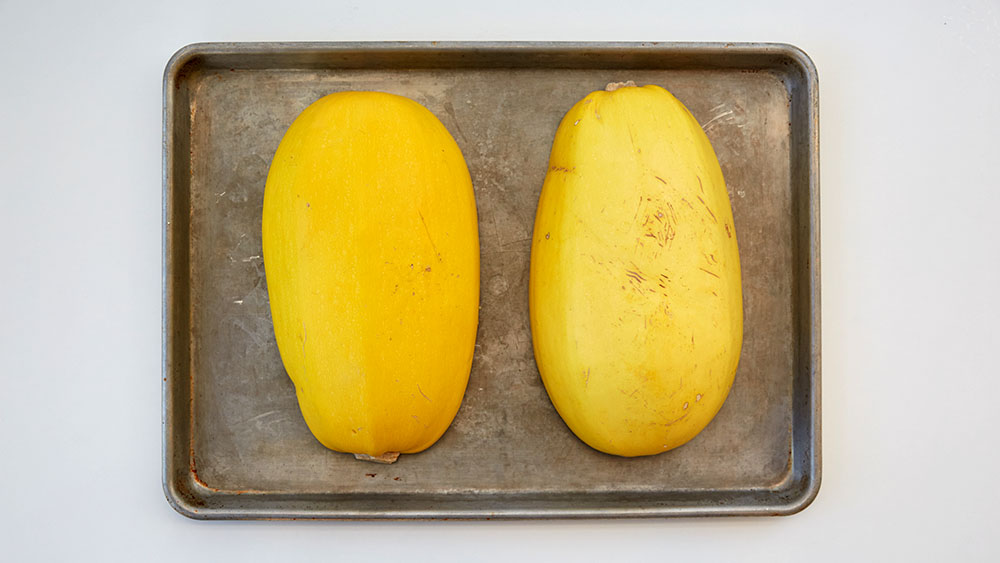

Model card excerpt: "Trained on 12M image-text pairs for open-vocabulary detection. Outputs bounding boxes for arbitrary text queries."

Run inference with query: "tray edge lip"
[158,39,820,61]
[160,40,822,520]
[768,39,821,518]
[807,36,823,517]
[788,39,822,518]
[163,42,209,522]
[161,43,185,521]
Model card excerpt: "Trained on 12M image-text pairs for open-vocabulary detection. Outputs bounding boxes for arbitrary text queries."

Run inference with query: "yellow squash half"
[262,92,479,460]
[529,83,743,457]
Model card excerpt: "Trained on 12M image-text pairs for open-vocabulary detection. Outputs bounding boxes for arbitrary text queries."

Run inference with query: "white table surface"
[2,0,998,560]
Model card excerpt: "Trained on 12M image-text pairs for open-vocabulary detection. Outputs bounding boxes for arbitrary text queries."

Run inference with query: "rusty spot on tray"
[366,473,376,478]
[190,463,221,493]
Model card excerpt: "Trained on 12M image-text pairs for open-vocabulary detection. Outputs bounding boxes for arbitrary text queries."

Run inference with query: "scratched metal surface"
[163,42,820,519]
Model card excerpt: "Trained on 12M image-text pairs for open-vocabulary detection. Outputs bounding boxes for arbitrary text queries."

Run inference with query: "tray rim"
[162,40,820,520]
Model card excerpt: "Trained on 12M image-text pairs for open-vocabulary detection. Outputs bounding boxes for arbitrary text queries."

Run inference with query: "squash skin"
[262,92,479,457]
[529,85,742,457]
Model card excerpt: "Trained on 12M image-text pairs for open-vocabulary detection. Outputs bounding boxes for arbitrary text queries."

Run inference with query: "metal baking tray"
[162,41,820,519]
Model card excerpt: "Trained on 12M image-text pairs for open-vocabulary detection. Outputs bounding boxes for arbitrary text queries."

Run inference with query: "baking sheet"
[162,42,820,519]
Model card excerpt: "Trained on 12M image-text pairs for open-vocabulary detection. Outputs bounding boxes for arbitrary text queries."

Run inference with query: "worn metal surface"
[163,42,820,519]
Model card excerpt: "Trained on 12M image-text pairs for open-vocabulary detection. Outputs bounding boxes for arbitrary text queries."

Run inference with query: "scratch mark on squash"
[699,268,720,278]
[696,195,717,223]
[625,269,646,283]
[662,412,690,426]
[417,384,432,402]
[417,210,442,261]
[627,123,639,154]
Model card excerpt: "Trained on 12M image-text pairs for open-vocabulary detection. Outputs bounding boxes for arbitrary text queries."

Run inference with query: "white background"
[2,0,998,560]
